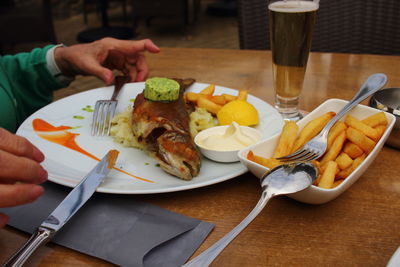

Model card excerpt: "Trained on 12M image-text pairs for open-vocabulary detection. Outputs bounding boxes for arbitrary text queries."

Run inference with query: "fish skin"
[132,78,201,180]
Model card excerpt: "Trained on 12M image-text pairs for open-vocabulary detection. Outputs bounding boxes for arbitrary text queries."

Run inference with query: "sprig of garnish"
[82,105,94,112]
[73,115,85,119]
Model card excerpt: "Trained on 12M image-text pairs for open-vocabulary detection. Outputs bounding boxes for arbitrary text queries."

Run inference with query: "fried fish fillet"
[131,78,201,180]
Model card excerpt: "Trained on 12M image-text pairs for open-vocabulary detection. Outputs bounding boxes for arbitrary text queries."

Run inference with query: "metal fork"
[278,73,387,162]
[91,75,130,136]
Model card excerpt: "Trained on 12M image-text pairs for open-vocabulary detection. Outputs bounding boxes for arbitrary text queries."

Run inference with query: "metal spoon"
[183,162,318,267]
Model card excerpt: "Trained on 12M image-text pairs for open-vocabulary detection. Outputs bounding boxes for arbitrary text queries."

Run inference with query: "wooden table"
[1,48,400,266]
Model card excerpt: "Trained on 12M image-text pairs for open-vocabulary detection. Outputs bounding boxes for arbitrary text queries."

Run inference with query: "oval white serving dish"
[238,98,396,204]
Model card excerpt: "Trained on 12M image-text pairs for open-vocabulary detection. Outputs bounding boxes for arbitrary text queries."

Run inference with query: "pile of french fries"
[184,84,248,115]
[247,111,388,189]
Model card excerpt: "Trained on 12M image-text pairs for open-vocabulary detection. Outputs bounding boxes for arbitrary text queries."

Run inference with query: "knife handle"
[3,227,53,267]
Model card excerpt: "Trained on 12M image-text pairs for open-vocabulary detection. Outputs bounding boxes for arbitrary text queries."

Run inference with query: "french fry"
[197,96,222,115]
[343,142,364,159]
[336,153,366,179]
[273,121,299,158]
[345,114,378,140]
[247,111,386,189]
[332,179,344,188]
[312,160,323,186]
[185,92,201,103]
[314,174,322,186]
[320,130,347,167]
[335,152,353,170]
[237,90,248,101]
[318,161,337,189]
[208,95,226,105]
[247,150,256,160]
[362,112,388,127]
[346,127,376,153]
[247,151,282,169]
[335,166,351,180]
[373,125,387,141]
[327,121,347,149]
[222,93,237,102]
[199,84,215,95]
[292,112,336,152]
[312,160,322,174]
[187,93,222,106]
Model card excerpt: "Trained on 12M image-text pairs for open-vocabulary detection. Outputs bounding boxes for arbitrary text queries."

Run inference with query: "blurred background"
[0,0,239,54]
[1,0,398,94]
[2,0,399,58]
[0,0,240,94]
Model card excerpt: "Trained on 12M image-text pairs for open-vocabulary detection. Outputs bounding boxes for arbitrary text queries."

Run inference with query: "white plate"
[17,82,284,194]
[238,98,396,204]
[387,247,400,267]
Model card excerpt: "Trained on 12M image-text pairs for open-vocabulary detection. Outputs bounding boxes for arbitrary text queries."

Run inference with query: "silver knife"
[4,149,119,267]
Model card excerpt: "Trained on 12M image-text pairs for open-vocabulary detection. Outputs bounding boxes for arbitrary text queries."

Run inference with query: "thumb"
[84,62,114,85]
[98,68,114,85]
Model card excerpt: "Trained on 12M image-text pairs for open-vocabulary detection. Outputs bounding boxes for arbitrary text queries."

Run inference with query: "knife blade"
[4,149,119,267]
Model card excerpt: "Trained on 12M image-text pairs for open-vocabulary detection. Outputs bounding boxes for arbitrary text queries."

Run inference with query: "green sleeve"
[0,45,65,132]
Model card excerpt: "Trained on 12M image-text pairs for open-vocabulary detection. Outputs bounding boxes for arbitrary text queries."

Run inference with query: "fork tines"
[278,149,319,162]
[91,100,117,136]
[277,138,327,162]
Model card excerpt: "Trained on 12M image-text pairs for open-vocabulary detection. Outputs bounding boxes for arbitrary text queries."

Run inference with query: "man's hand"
[0,128,47,228]
[54,38,160,85]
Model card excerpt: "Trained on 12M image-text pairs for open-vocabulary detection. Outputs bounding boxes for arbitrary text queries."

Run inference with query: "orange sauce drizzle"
[32,119,72,132]
[32,118,154,183]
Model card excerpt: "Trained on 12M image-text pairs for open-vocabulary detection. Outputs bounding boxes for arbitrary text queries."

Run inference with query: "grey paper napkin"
[1,182,214,267]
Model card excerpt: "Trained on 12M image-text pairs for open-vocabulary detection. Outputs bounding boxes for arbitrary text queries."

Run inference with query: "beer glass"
[269,0,319,120]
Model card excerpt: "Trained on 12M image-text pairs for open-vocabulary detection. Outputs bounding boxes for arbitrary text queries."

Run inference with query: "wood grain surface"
[1,48,400,267]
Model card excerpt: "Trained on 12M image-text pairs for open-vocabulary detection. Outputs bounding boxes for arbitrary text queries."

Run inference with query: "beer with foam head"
[269,0,318,119]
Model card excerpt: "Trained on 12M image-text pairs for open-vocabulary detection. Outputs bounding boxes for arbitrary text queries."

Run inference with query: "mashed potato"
[110,106,216,147]
[189,107,217,137]
[110,106,143,148]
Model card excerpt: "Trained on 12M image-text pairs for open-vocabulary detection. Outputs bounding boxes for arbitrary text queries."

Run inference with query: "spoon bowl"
[183,162,318,267]
[261,163,318,196]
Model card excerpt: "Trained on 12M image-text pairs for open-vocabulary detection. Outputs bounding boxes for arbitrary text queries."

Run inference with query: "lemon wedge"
[217,100,259,126]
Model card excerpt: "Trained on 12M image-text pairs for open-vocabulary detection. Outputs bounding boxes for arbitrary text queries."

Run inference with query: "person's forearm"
[0,46,66,126]
[53,44,77,77]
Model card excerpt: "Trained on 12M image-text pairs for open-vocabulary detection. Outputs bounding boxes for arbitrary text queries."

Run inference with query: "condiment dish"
[195,124,262,163]
[238,98,396,204]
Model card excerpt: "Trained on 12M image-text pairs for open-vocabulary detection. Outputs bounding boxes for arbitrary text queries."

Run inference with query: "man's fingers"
[140,39,160,53]
[59,38,159,85]
[77,57,114,85]
[125,65,138,83]
[0,150,47,184]
[0,184,44,208]
[0,213,9,228]
[0,128,44,162]
[133,54,149,82]
[109,38,160,54]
